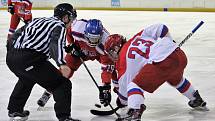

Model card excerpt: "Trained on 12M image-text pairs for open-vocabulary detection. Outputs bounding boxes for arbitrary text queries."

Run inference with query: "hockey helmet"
[54,3,77,21]
[104,34,126,61]
[84,19,103,47]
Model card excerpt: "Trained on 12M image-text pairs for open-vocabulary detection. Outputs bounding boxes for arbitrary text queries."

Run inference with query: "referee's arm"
[50,25,67,67]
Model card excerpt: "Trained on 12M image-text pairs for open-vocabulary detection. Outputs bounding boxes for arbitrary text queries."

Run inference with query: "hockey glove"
[64,44,85,58]
[99,84,111,107]
[8,4,14,15]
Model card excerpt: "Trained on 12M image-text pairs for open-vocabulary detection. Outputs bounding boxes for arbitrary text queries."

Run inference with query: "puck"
[95,104,101,108]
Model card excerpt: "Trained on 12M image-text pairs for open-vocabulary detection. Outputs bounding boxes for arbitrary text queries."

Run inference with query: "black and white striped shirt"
[12,17,67,66]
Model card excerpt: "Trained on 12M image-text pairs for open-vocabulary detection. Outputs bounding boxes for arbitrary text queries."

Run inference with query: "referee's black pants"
[6,48,72,119]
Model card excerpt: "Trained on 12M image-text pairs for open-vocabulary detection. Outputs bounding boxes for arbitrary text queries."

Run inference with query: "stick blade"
[90,107,119,116]
[90,109,115,116]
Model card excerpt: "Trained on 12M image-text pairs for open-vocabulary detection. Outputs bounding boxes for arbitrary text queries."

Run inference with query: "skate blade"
[116,118,140,121]
[37,106,53,111]
[193,106,209,111]
[115,118,123,121]
[37,106,44,111]
[9,117,28,121]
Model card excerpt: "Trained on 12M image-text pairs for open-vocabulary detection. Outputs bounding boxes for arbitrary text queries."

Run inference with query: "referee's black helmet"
[54,3,77,20]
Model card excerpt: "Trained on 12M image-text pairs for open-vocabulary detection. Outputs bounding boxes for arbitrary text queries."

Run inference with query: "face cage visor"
[106,46,121,62]
[85,33,102,47]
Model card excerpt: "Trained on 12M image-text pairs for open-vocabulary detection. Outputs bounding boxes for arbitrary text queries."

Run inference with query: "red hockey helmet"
[104,34,126,61]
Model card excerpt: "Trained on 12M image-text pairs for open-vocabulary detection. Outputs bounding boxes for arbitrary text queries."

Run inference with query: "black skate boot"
[188,90,208,111]
[116,104,146,121]
[59,117,81,121]
[37,90,52,107]
[9,110,30,121]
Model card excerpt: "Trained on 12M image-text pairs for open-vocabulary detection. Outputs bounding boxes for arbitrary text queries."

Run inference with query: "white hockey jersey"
[117,23,178,100]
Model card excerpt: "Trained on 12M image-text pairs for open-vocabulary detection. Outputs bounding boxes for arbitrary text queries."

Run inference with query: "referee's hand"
[59,65,71,78]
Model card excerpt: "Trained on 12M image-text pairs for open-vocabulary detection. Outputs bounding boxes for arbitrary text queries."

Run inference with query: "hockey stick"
[178,21,204,47]
[20,17,27,24]
[12,12,28,24]
[79,57,100,89]
[90,21,205,116]
[79,57,121,118]
[90,106,120,116]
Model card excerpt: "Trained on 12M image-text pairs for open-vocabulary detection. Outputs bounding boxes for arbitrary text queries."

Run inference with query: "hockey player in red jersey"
[104,24,207,121]
[7,0,32,40]
[65,19,117,106]
[37,19,116,108]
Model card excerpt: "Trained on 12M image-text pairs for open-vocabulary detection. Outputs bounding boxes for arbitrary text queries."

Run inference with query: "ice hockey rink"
[0,10,215,121]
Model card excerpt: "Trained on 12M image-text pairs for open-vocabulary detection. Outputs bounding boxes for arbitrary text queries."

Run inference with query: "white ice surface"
[0,10,215,121]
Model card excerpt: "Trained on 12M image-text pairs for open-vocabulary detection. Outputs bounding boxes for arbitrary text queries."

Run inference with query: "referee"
[6,3,80,121]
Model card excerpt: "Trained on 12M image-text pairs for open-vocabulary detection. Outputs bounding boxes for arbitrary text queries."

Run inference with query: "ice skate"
[116,104,146,121]
[188,90,209,111]
[9,110,30,121]
[59,117,81,121]
[37,90,52,108]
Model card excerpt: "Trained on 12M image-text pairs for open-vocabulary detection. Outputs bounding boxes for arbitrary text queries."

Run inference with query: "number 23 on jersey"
[128,38,153,59]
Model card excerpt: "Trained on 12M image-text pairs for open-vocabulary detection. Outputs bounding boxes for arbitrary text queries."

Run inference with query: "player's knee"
[167,79,181,86]
[63,79,72,90]
[146,88,156,93]
[133,80,159,93]
[57,77,72,91]
[141,85,157,93]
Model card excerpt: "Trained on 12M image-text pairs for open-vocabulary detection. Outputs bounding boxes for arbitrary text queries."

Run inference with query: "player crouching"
[104,24,208,121]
